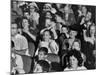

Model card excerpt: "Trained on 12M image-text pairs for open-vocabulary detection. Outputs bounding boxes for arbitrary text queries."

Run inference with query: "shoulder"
[64,67,72,71]
[16,34,28,42]
[50,40,57,45]
[78,66,87,70]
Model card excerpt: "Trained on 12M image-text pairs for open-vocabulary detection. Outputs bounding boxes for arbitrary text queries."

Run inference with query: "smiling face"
[72,41,80,51]
[61,27,68,34]
[45,19,51,27]
[22,19,29,29]
[38,51,46,60]
[85,12,92,21]
[70,56,78,68]
[90,25,96,35]
[69,30,77,38]
[43,4,51,12]
[82,6,87,14]
[43,31,51,41]
[46,12,52,19]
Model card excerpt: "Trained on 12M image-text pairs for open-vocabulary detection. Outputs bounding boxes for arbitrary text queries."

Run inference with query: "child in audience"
[33,60,50,73]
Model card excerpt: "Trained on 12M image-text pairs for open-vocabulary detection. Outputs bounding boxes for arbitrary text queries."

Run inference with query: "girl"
[64,50,87,71]
[35,30,59,55]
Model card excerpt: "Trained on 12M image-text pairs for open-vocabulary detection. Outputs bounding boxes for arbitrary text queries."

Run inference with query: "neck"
[71,64,78,70]
[91,33,95,38]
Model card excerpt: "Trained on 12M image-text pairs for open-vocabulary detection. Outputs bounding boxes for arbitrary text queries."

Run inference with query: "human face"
[46,12,52,18]
[13,1,17,9]
[82,6,87,14]
[64,6,70,13]
[22,19,29,29]
[38,51,45,60]
[45,19,51,27]
[43,5,51,12]
[69,30,77,38]
[85,12,92,21]
[34,64,43,73]
[90,25,96,35]
[30,7,35,13]
[24,12,30,19]
[61,27,68,34]
[43,31,51,41]
[70,56,78,68]
[72,42,80,51]
[11,23,18,36]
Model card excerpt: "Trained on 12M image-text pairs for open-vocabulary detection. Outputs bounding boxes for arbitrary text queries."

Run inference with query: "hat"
[44,3,52,9]
[29,2,39,10]
[69,24,80,32]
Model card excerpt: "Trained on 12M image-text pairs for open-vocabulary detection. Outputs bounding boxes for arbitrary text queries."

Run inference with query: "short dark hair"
[67,50,83,67]
[38,47,48,55]
[37,60,50,72]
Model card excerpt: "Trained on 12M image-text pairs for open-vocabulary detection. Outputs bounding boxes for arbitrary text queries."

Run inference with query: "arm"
[51,28,58,39]
[12,49,27,55]
[24,30,36,41]
[49,41,59,54]
[83,30,91,42]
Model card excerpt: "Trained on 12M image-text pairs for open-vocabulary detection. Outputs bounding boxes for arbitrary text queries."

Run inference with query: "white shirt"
[64,66,87,71]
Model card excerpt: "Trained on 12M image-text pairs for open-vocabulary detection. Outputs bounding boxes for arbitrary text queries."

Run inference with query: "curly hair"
[67,50,83,67]
[37,60,50,72]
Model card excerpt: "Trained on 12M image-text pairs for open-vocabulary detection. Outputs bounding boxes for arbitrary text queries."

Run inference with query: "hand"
[80,17,85,25]
[83,29,87,33]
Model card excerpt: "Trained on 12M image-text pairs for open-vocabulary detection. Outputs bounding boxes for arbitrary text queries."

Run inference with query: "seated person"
[33,60,50,73]
[35,30,59,55]
[34,47,48,62]
[64,50,87,71]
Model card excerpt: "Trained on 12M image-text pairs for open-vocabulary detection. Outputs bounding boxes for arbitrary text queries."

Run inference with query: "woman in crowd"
[63,5,76,26]
[35,30,59,55]
[29,2,40,29]
[21,17,37,56]
[62,25,79,51]
[64,50,87,71]
[82,24,96,69]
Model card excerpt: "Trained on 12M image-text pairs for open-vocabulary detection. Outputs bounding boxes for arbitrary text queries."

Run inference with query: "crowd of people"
[11,0,96,74]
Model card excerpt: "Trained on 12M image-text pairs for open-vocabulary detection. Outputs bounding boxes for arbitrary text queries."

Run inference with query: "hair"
[62,25,69,31]
[11,22,18,29]
[37,60,50,72]
[50,62,62,71]
[42,29,54,40]
[38,47,48,55]
[21,17,30,28]
[67,50,83,67]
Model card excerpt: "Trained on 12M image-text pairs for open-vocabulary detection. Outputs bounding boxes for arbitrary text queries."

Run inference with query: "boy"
[34,47,48,62]
[33,60,50,73]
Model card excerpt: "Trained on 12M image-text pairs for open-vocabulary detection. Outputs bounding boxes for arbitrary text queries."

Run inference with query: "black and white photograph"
[11,0,96,74]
